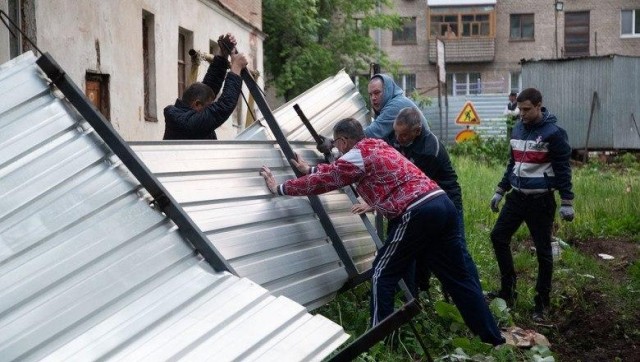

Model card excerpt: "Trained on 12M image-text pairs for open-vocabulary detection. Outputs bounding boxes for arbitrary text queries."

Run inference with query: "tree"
[263,0,401,101]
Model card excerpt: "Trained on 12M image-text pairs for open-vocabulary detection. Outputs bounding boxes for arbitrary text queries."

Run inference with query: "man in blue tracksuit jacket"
[488,88,574,322]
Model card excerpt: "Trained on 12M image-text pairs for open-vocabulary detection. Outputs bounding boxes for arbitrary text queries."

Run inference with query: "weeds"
[319,149,640,361]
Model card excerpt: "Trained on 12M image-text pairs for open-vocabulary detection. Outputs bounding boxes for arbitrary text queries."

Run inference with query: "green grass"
[319,153,640,361]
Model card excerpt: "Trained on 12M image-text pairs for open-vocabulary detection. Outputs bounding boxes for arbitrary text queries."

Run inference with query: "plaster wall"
[0,0,263,141]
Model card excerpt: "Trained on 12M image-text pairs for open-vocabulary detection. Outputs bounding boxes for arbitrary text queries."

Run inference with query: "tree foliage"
[263,0,401,100]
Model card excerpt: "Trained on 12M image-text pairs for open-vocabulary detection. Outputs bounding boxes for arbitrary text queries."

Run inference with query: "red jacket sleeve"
[281,158,364,196]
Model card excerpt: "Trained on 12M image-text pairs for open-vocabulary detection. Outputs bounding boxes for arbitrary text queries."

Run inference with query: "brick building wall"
[376,0,433,94]
[558,0,640,57]
[217,0,262,30]
[377,0,640,97]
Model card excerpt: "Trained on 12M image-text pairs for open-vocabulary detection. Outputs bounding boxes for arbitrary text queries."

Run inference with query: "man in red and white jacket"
[260,118,504,346]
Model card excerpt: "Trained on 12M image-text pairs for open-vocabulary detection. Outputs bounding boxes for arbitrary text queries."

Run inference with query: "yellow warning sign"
[455,101,481,125]
[455,129,478,143]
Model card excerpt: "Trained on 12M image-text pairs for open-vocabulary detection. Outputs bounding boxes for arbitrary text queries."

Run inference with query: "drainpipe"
[376,0,381,62]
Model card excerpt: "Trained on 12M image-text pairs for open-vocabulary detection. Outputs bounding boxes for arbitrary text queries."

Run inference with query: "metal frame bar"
[240,69,359,277]
[328,299,423,362]
[36,53,236,274]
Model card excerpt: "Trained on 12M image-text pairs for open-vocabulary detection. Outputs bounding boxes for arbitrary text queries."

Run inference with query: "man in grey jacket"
[318,74,429,152]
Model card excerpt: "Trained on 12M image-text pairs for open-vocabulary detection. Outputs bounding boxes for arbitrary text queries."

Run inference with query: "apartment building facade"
[0,0,263,141]
[377,0,640,97]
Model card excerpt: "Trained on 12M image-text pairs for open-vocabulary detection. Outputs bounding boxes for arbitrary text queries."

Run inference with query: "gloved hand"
[559,204,575,221]
[317,136,334,154]
[218,33,237,58]
[490,192,503,212]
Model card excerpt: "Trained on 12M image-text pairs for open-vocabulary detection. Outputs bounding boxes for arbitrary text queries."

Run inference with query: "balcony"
[428,37,495,63]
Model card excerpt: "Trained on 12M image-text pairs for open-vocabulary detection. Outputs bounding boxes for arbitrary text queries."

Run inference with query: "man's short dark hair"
[182,82,214,105]
[509,91,518,97]
[333,118,365,141]
[395,107,423,129]
[516,88,542,105]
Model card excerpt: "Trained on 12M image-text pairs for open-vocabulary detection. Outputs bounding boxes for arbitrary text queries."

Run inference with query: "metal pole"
[583,91,598,163]
[437,78,443,140]
[240,69,359,277]
[328,300,424,362]
[36,53,236,274]
[293,104,385,248]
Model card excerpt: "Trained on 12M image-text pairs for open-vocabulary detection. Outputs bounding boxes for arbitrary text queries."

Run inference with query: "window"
[510,14,534,40]
[393,17,417,45]
[430,15,459,38]
[8,0,36,58]
[85,72,110,121]
[446,72,481,96]
[621,9,640,36]
[564,12,590,57]
[142,11,157,122]
[461,14,490,37]
[395,74,416,92]
[510,71,521,93]
[429,7,495,39]
[353,18,369,36]
[8,0,21,58]
[177,28,193,98]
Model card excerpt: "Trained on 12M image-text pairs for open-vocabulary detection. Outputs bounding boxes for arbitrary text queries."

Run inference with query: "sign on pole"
[455,101,481,125]
[436,39,445,83]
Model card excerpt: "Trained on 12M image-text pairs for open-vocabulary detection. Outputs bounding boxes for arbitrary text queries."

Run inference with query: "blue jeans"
[370,195,504,345]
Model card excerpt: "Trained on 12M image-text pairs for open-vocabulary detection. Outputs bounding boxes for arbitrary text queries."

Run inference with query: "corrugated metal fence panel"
[0,52,348,361]
[237,70,370,141]
[131,141,377,310]
[611,56,640,149]
[522,56,615,150]
[423,95,508,144]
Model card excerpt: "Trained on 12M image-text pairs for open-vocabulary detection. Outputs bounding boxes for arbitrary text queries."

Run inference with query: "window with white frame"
[446,72,481,96]
[395,73,416,92]
[621,9,640,36]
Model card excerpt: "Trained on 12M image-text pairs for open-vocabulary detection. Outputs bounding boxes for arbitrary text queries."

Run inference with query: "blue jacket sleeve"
[365,107,397,139]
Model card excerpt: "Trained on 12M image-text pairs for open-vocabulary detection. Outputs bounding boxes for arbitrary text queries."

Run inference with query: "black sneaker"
[485,290,518,307]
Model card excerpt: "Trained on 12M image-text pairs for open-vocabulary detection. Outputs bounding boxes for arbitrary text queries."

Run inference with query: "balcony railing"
[428,37,495,63]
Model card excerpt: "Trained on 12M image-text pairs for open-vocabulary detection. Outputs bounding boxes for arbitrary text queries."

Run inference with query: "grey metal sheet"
[423,94,509,143]
[522,55,640,150]
[0,52,348,361]
[613,56,640,149]
[237,70,370,141]
[131,141,377,310]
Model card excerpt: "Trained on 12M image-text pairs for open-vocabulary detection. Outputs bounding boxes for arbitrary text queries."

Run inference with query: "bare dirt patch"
[552,238,640,361]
